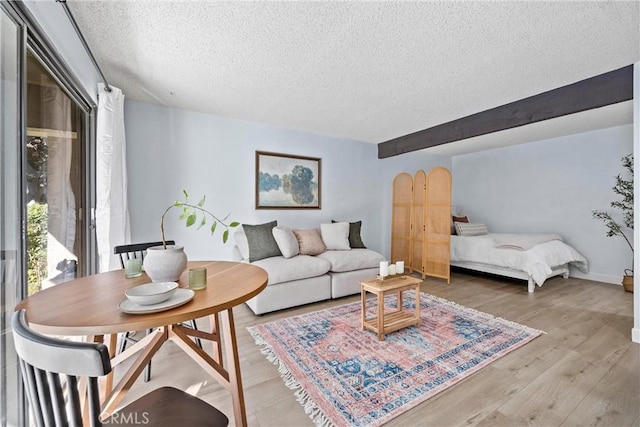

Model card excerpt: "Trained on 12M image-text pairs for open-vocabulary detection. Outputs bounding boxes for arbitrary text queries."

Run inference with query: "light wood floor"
[116,271,639,426]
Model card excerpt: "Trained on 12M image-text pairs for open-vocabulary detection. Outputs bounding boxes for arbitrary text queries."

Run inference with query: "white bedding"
[451,233,588,286]
[492,233,562,251]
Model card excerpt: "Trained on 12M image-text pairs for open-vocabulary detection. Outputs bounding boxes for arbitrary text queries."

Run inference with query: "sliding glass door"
[1,2,96,424]
[25,51,87,295]
[0,6,25,426]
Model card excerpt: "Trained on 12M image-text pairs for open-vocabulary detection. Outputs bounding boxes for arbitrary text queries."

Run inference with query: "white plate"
[119,288,195,314]
[125,281,178,305]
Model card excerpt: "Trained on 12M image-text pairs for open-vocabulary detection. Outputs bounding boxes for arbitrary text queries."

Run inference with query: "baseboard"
[632,328,640,344]
[569,270,620,285]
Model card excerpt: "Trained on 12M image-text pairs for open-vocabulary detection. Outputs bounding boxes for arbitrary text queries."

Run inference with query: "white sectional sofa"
[232,221,385,315]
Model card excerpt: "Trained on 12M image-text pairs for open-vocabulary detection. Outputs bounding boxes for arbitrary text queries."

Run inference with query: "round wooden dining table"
[16,260,268,426]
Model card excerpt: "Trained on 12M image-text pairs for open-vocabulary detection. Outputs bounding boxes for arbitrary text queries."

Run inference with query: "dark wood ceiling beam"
[377,65,634,159]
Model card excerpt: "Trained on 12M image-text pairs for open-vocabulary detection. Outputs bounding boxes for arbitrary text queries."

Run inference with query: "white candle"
[388,264,396,275]
[396,261,405,274]
[380,261,389,277]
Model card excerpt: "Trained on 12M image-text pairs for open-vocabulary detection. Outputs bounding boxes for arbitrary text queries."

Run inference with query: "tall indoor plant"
[592,153,633,292]
[144,190,239,282]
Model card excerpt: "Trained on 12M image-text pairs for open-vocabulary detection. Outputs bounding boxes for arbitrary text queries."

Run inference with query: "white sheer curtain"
[96,83,130,272]
[41,85,76,287]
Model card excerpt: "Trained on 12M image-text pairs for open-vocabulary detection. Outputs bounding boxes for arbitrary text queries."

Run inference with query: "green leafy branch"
[592,153,634,266]
[591,211,633,253]
[611,154,634,230]
[160,190,239,248]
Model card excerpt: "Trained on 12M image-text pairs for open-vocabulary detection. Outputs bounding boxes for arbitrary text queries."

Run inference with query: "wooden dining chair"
[12,309,229,427]
[114,240,202,383]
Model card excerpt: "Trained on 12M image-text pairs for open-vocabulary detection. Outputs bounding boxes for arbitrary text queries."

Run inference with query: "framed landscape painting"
[255,151,321,209]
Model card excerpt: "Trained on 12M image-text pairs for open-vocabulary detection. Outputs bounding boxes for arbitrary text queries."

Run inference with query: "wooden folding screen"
[391,173,413,270]
[424,167,452,283]
[391,168,451,282]
[411,170,426,276]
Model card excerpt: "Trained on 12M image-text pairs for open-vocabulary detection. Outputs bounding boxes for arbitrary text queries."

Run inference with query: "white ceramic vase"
[143,245,187,282]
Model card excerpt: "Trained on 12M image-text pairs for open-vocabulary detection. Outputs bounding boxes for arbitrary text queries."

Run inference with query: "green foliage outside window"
[26,137,49,294]
[27,202,48,295]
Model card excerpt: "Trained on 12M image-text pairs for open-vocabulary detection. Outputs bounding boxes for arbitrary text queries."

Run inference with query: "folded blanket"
[493,233,563,251]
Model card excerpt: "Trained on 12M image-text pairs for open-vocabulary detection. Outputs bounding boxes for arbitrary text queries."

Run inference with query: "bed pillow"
[454,221,488,236]
[292,228,327,255]
[452,215,470,235]
[242,220,282,262]
[320,222,351,250]
[272,226,300,259]
[332,219,367,248]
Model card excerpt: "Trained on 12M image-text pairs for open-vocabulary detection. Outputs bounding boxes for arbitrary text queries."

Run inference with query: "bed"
[450,233,588,292]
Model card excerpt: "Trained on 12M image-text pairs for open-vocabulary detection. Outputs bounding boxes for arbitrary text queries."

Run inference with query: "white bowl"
[125,282,178,306]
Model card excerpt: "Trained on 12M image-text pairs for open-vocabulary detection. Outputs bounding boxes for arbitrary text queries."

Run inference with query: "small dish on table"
[119,288,195,314]
[125,282,178,305]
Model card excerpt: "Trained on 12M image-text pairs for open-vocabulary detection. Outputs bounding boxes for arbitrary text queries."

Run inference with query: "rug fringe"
[247,327,336,427]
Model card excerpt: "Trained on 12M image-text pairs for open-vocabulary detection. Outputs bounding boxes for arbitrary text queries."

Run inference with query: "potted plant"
[144,190,239,282]
[592,153,633,292]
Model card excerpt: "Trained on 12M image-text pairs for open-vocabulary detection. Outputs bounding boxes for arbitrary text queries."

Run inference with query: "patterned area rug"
[248,292,543,427]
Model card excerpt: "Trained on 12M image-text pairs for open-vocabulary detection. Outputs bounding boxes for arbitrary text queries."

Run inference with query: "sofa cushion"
[242,221,282,262]
[320,222,350,250]
[272,226,300,259]
[316,249,385,273]
[245,275,331,315]
[251,255,331,285]
[292,228,326,255]
[332,220,367,248]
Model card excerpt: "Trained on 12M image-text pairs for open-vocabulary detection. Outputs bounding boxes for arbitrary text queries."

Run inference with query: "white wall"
[452,124,634,283]
[125,100,391,260]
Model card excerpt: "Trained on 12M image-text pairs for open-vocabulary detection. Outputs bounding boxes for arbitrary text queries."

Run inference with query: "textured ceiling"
[66,1,639,153]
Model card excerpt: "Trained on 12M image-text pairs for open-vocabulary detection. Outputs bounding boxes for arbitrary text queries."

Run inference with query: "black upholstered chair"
[12,309,228,427]
[114,241,202,382]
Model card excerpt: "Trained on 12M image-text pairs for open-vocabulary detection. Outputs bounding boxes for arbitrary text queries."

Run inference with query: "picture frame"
[255,151,321,209]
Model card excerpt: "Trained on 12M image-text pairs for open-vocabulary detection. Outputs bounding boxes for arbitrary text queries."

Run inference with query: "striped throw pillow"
[454,221,488,236]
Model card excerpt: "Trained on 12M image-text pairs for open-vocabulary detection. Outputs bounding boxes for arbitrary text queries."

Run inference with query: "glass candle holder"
[189,267,207,290]
[124,258,143,278]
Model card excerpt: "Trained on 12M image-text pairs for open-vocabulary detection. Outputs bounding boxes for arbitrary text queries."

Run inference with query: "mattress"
[450,233,588,286]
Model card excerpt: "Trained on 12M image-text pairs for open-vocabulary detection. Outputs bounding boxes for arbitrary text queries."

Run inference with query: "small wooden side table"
[360,275,422,340]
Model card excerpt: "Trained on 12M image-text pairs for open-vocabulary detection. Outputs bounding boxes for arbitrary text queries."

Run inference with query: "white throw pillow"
[320,222,351,250]
[233,229,250,260]
[272,226,300,259]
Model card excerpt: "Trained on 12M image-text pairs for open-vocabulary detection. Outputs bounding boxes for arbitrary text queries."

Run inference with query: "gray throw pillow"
[332,220,366,248]
[242,221,282,262]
